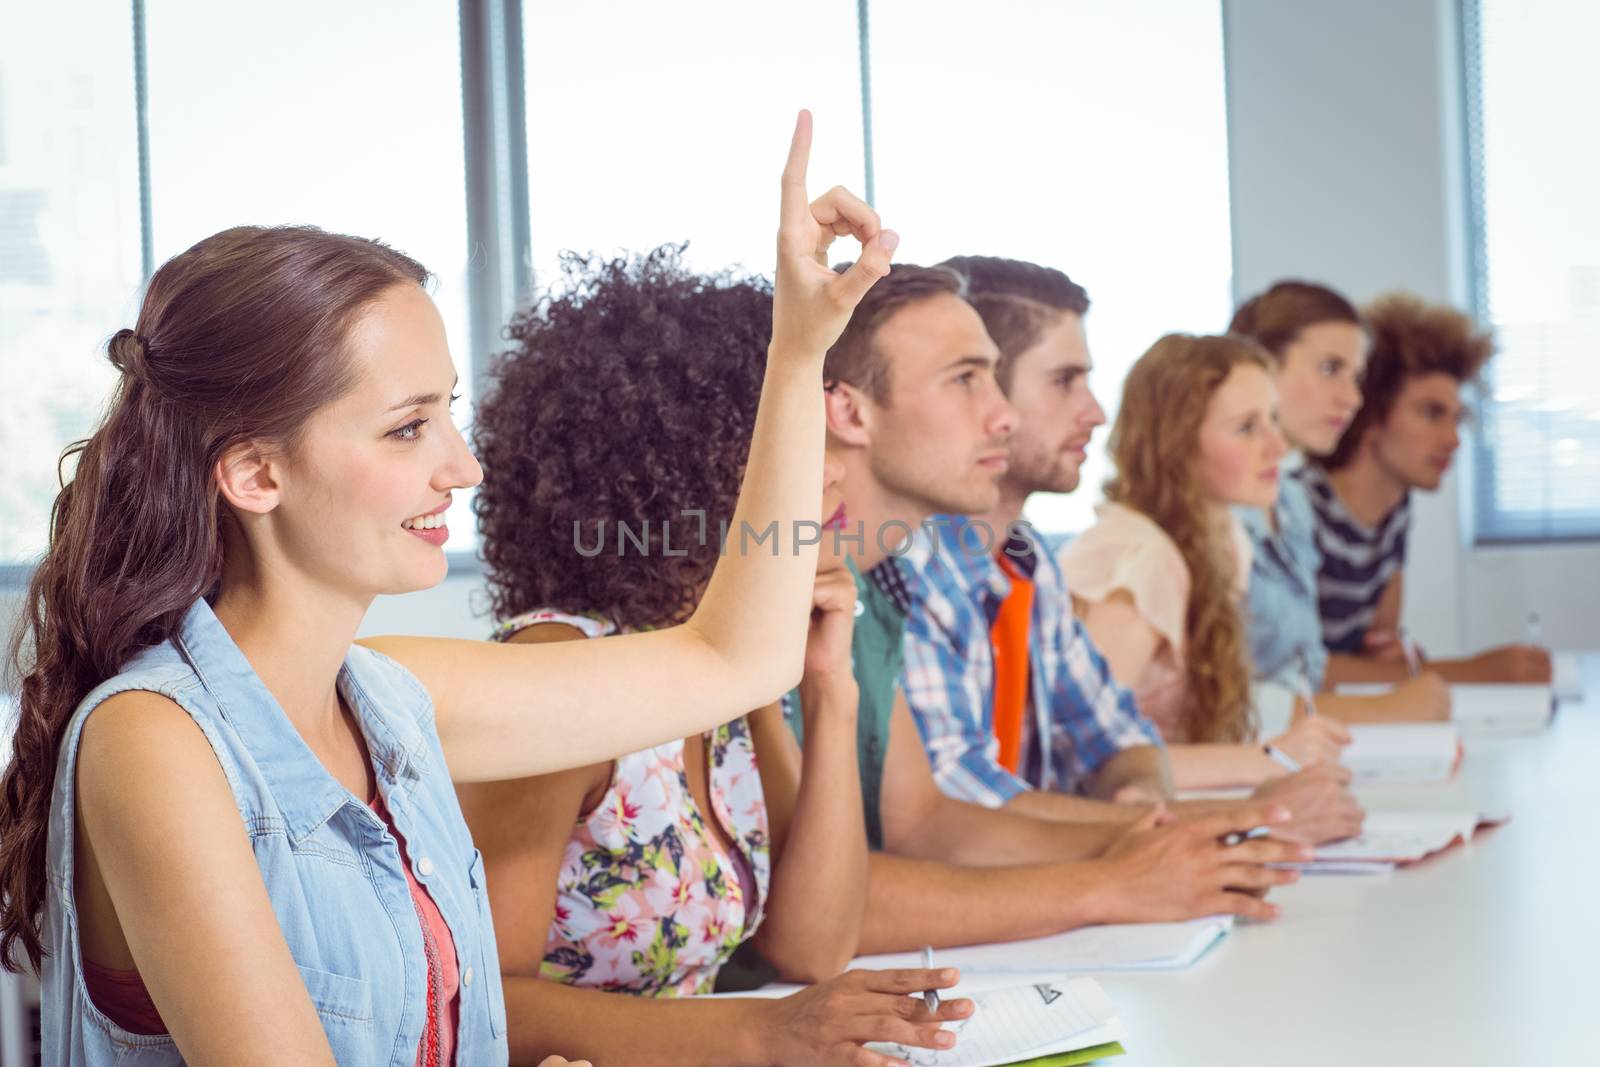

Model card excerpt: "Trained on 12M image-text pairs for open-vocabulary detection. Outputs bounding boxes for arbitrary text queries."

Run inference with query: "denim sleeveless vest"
[40,599,510,1065]
[1237,472,1330,690]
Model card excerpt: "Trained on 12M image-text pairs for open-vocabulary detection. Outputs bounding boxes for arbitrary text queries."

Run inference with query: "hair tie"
[108,328,151,378]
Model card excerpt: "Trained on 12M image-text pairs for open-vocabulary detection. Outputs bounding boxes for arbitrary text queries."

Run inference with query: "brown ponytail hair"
[939,255,1090,391]
[1,225,428,972]
[1228,279,1362,361]
[1104,334,1271,743]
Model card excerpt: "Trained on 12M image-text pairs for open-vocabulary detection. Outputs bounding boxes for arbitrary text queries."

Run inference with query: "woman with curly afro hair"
[461,246,964,1065]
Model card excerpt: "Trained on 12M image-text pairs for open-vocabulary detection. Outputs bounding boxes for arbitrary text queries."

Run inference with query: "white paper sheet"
[1341,722,1461,784]
[851,916,1233,975]
[1451,684,1555,733]
[1312,810,1506,864]
[866,977,1125,1067]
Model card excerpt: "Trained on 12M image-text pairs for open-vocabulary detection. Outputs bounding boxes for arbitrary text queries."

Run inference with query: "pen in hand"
[1263,743,1303,774]
[921,946,940,1013]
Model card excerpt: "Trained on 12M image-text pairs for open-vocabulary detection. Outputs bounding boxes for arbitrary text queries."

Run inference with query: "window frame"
[0,0,540,587]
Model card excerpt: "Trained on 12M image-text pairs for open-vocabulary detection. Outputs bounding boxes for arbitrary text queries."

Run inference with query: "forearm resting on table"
[1165,743,1281,790]
[504,975,770,1067]
[1003,788,1149,824]
[1311,689,1414,723]
[892,792,1124,866]
[859,852,1109,955]
[1086,745,1172,803]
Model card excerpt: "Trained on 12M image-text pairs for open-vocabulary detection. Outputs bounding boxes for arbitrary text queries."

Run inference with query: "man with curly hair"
[1309,292,1551,684]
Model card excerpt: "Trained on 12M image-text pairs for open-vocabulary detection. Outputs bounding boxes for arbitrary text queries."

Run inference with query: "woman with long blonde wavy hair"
[1059,333,1353,787]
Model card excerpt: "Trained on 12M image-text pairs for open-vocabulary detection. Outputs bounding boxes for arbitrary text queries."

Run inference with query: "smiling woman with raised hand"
[0,112,948,1067]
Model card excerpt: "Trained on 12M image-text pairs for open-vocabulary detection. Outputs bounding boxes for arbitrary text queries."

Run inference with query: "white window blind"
[1468,0,1600,543]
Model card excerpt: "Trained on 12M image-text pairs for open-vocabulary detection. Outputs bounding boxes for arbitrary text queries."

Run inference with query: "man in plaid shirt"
[811,260,1306,949]
[899,513,1168,811]
[896,255,1360,845]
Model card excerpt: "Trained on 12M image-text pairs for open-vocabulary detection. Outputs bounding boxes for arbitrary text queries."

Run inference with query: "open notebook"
[851,916,1232,975]
[1336,682,1555,734]
[866,977,1126,1067]
[1342,722,1462,785]
[1310,809,1508,865]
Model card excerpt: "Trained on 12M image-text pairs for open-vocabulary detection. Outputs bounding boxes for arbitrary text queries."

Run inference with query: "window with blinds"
[1466,0,1600,543]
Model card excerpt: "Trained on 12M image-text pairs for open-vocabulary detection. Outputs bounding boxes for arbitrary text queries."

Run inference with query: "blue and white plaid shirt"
[898,515,1161,807]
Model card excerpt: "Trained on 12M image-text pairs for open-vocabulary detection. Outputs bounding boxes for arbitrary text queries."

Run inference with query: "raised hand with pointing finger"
[772,109,900,362]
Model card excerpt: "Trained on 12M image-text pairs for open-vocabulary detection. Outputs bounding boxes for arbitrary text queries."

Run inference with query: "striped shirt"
[898,515,1161,808]
[1295,464,1413,654]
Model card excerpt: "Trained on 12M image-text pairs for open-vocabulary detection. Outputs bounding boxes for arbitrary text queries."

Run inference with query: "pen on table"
[1399,625,1422,677]
[920,946,940,1013]
[1263,742,1303,775]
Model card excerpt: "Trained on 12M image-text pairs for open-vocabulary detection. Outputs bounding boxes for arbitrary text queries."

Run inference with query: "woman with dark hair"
[1229,280,1451,726]
[462,247,959,1065]
[0,116,958,1066]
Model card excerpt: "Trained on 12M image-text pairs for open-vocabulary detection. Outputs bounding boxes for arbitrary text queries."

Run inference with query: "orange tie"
[990,552,1035,774]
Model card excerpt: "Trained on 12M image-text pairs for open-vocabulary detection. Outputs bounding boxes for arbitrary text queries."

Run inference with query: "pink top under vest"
[82,792,459,1066]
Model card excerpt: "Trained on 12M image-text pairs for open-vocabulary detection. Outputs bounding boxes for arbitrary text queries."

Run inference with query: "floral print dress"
[492,609,772,997]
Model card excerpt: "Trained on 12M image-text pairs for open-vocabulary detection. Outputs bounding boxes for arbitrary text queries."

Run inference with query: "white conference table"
[953,657,1599,1065]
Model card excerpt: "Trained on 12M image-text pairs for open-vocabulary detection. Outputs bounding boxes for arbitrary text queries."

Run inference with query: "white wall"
[1221,0,1600,654]
[359,565,492,640]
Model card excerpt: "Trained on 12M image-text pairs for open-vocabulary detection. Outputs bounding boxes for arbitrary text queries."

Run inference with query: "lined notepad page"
[1342,723,1460,785]
[852,917,1232,975]
[866,977,1122,1067]
[1450,685,1554,733]
[1313,810,1506,864]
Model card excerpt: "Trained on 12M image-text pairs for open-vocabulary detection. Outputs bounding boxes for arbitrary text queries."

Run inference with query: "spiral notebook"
[866,977,1126,1067]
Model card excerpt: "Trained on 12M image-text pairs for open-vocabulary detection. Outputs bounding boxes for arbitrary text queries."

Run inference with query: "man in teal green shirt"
[785,555,908,849]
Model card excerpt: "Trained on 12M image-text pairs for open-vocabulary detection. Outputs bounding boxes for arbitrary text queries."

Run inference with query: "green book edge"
[1001,1039,1127,1066]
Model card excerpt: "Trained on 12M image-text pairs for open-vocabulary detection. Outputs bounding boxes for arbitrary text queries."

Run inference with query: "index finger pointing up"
[780,109,813,226]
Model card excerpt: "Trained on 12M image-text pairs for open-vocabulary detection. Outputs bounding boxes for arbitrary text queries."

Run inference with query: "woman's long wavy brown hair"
[1104,334,1272,743]
[0,225,428,972]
